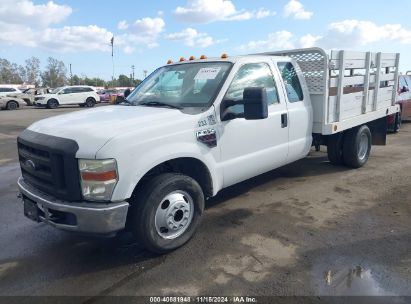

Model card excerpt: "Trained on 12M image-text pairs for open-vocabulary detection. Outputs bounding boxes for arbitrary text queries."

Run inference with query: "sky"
[1,0,411,81]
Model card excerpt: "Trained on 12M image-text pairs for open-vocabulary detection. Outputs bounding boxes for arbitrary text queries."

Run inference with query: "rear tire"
[393,112,402,133]
[6,100,18,110]
[327,133,344,165]
[130,173,204,254]
[342,125,372,168]
[47,99,58,109]
[85,97,95,107]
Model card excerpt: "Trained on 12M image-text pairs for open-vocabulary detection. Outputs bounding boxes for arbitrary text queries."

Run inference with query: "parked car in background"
[387,74,411,132]
[34,86,100,109]
[0,87,21,97]
[0,96,26,110]
[4,87,50,106]
[98,89,119,102]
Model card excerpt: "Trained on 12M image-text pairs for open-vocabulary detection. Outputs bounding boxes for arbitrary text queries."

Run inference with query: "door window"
[277,62,304,102]
[61,88,73,94]
[223,63,279,115]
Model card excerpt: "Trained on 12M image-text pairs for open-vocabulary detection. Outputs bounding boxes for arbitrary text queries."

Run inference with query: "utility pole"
[69,63,73,85]
[110,36,114,87]
[143,70,148,79]
[131,65,135,81]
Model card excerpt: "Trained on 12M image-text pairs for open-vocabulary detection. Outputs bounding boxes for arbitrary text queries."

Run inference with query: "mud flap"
[368,117,387,146]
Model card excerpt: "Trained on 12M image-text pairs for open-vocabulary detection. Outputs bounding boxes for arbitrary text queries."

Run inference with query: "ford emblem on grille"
[24,159,36,171]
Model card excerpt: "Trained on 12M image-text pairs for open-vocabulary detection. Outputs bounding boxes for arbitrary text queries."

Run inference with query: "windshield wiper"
[140,101,182,110]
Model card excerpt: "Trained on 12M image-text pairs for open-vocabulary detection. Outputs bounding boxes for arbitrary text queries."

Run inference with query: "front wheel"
[130,173,204,254]
[343,125,372,168]
[47,99,58,109]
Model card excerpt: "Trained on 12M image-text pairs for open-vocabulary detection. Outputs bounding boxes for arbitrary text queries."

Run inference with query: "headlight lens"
[79,159,118,201]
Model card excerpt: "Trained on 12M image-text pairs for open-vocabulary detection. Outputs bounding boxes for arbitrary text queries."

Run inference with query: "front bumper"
[17,176,129,235]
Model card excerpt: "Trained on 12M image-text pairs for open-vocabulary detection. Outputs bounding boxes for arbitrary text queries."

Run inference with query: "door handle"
[281,113,288,128]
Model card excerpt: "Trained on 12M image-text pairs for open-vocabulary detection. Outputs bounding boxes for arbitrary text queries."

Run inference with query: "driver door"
[217,62,289,187]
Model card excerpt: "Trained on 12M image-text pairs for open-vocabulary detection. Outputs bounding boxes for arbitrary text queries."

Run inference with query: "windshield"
[51,87,63,94]
[126,62,232,108]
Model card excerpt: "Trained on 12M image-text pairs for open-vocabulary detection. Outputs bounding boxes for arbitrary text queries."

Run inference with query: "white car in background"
[34,85,100,109]
[0,96,26,110]
[0,87,22,97]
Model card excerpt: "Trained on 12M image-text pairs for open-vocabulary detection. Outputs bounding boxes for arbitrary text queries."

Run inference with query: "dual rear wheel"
[327,125,372,168]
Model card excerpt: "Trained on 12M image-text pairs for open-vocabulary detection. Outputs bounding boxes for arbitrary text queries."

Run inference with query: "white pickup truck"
[17,48,400,253]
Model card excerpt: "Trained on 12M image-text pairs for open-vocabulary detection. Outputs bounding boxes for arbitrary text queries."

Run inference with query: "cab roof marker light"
[179,57,186,62]
[167,59,173,64]
[200,55,207,59]
[221,53,228,59]
[189,56,195,61]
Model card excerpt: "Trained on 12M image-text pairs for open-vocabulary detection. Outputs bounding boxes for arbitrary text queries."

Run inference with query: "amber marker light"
[167,59,173,64]
[200,55,207,59]
[221,53,228,59]
[189,56,195,61]
[179,57,186,62]
[81,170,118,181]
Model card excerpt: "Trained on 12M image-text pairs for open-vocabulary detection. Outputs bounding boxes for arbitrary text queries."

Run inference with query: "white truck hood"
[28,105,195,158]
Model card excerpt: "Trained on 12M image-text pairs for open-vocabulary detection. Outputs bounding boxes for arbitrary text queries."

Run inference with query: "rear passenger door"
[276,61,313,162]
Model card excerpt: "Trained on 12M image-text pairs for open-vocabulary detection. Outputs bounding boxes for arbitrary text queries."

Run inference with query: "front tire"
[130,173,204,254]
[342,125,372,168]
[6,100,19,110]
[47,99,58,109]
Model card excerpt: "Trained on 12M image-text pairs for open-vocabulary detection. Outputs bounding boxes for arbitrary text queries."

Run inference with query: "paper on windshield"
[194,67,221,80]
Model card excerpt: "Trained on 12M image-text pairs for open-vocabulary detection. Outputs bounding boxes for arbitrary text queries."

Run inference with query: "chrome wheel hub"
[358,133,368,160]
[155,190,194,240]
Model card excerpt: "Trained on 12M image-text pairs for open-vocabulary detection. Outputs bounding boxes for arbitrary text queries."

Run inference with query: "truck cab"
[17,49,399,253]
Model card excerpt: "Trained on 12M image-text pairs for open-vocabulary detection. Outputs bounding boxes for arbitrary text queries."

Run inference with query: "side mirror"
[401,86,409,93]
[243,87,268,120]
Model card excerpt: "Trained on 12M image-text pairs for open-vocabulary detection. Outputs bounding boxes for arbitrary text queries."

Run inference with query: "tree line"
[0,57,142,88]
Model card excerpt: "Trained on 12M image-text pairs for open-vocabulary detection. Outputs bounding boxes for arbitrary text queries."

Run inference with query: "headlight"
[79,159,118,201]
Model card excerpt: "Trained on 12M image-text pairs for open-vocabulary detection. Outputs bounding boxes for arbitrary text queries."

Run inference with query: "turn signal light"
[81,170,117,181]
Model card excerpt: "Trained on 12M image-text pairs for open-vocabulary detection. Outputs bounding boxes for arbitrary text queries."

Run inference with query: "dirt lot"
[0,106,410,299]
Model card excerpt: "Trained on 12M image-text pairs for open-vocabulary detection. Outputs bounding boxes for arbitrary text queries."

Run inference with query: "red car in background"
[387,74,411,132]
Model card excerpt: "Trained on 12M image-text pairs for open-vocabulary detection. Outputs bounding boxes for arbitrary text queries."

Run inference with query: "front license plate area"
[23,198,40,222]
